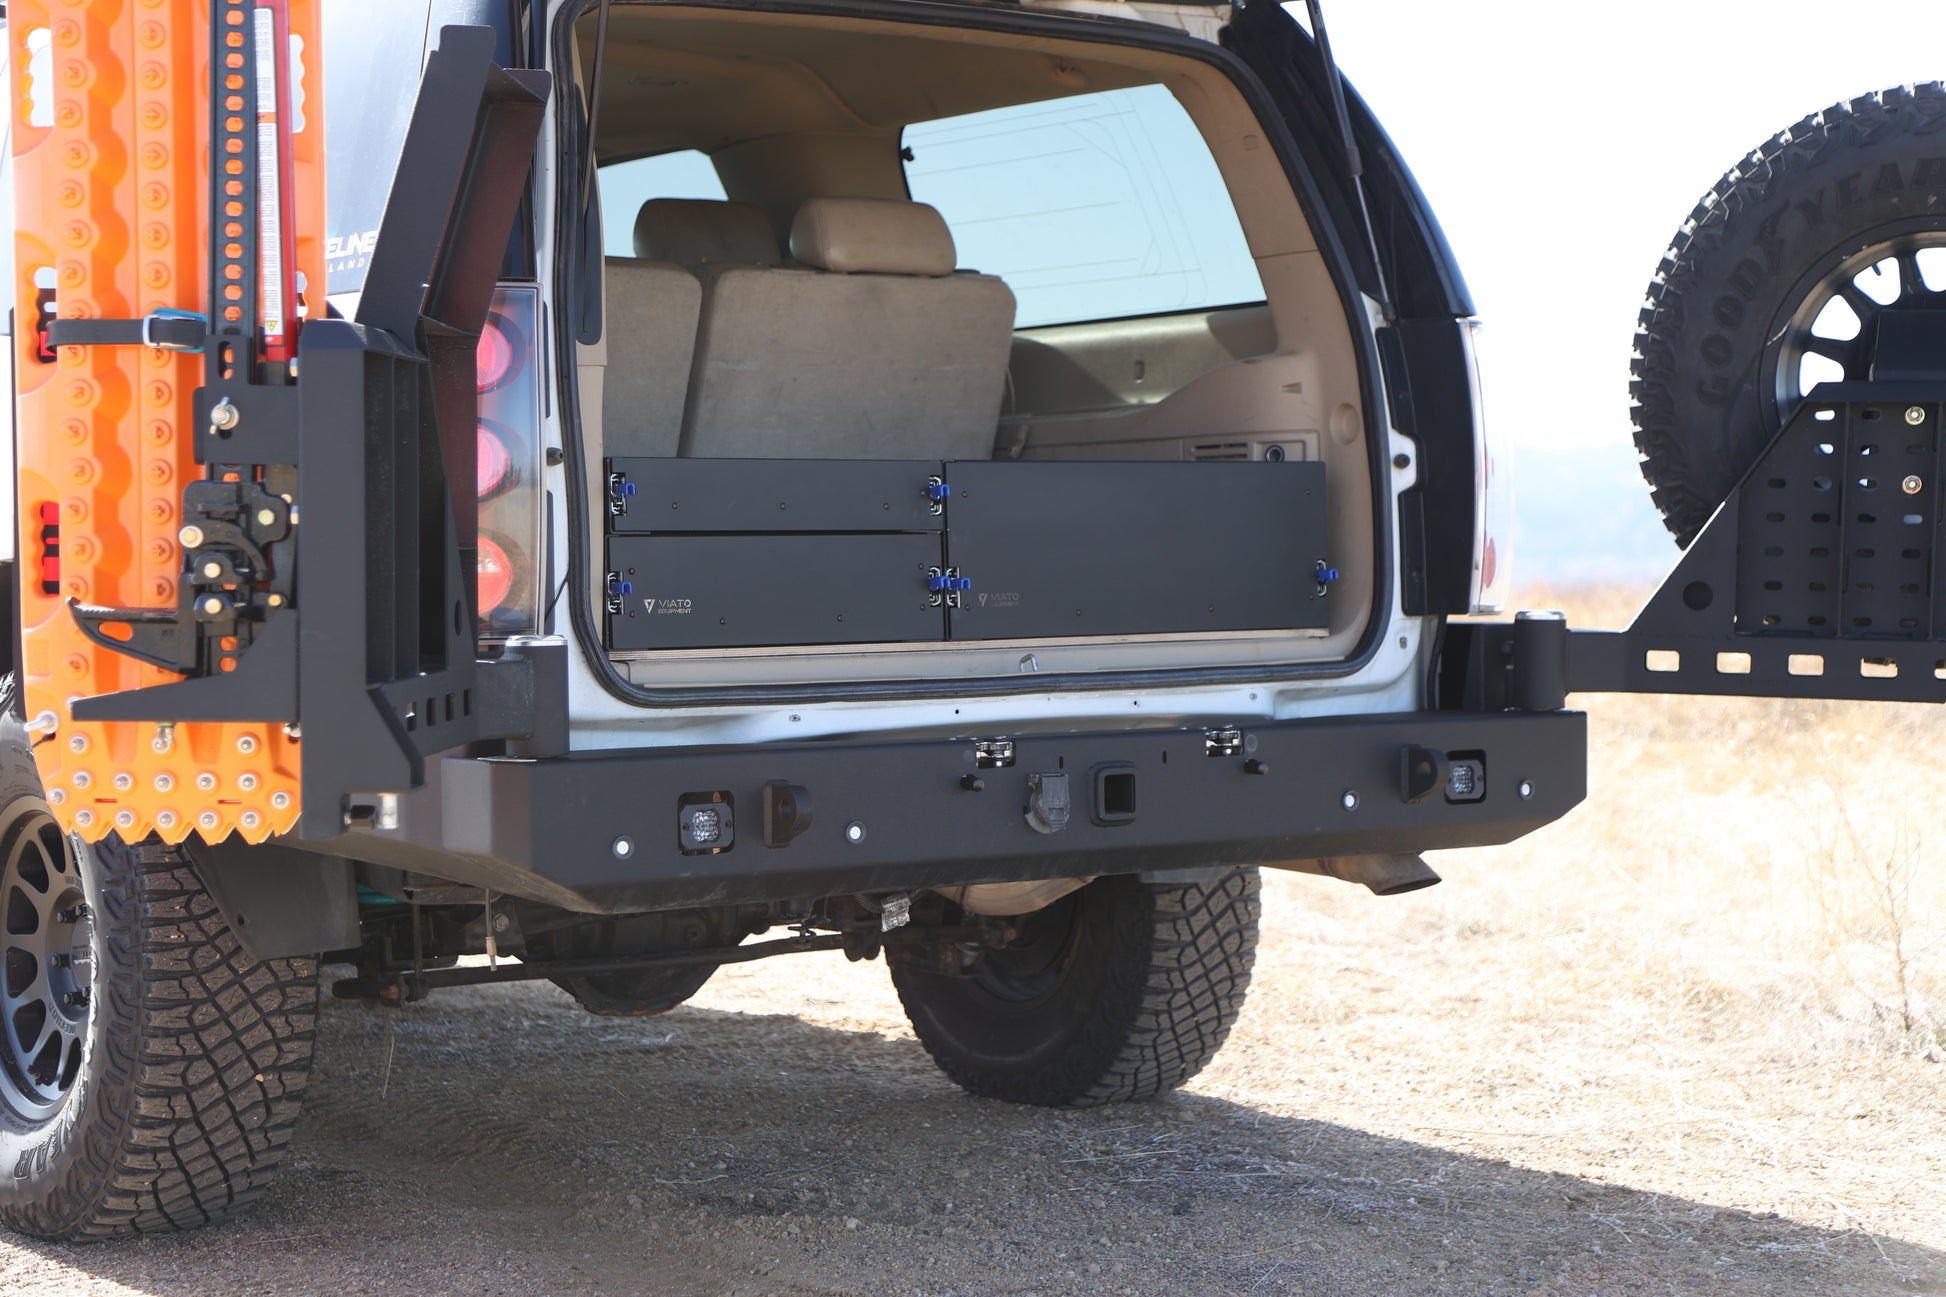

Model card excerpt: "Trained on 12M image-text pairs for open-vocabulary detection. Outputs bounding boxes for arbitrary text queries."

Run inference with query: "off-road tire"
[891,869,1259,1107]
[0,711,317,1241]
[1631,83,1946,546]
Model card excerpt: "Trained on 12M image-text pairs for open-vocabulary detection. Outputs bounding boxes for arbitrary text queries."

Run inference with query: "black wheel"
[890,869,1259,1107]
[0,709,318,1241]
[1631,84,1946,546]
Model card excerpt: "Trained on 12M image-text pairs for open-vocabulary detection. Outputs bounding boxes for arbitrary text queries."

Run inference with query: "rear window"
[903,84,1263,329]
[322,1,433,293]
[597,150,728,257]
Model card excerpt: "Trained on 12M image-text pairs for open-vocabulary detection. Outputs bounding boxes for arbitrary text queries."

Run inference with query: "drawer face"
[942,460,1331,640]
[606,458,945,534]
[606,533,947,649]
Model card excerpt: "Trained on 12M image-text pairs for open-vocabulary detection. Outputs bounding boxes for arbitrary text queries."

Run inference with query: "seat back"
[600,199,784,456]
[679,197,1016,459]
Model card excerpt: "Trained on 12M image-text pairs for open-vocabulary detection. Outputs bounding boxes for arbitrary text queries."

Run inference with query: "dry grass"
[1203,582,1946,1275]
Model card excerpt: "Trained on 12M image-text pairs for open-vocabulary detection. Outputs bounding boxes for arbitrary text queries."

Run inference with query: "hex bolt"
[492,912,511,934]
[1906,406,1927,426]
[270,791,291,810]
[50,952,71,969]
[61,990,90,1009]
[55,903,88,923]
[236,734,259,755]
[177,524,206,548]
[238,773,259,792]
[113,773,132,791]
[1903,474,1924,496]
[68,734,88,754]
[154,773,174,792]
[1341,790,1359,810]
[195,772,217,792]
[240,811,261,831]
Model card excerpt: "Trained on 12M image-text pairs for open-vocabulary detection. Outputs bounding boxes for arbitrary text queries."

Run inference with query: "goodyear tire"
[0,708,317,1240]
[891,869,1259,1107]
[1631,84,1946,546]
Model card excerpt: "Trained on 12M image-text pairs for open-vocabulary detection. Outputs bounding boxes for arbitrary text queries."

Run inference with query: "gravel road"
[3,850,1941,1296]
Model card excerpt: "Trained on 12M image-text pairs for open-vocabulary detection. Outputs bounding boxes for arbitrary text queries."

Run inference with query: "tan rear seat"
[600,199,782,457]
[678,197,1016,459]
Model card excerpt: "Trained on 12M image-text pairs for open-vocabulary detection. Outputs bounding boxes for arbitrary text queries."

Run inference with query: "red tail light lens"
[477,535,516,615]
[477,314,517,394]
[474,286,544,640]
[477,419,515,500]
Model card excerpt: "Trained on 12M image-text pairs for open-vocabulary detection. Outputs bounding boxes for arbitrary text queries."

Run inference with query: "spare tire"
[1631,84,1946,546]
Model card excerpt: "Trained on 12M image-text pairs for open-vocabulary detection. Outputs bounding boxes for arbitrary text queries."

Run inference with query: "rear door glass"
[903,84,1263,329]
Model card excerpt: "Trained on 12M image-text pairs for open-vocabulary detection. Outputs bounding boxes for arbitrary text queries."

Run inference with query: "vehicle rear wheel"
[890,869,1259,1107]
[0,709,317,1241]
[1631,83,1946,546]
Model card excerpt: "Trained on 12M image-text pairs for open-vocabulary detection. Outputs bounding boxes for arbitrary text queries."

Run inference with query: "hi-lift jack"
[1452,376,1946,712]
[57,0,302,694]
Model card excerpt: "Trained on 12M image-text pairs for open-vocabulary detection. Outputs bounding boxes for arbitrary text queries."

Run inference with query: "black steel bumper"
[336,709,1587,913]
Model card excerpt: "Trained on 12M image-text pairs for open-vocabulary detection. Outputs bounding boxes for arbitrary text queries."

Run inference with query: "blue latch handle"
[927,482,952,502]
[607,576,633,596]
[619,481,637,497]
[1318,566,1341,583]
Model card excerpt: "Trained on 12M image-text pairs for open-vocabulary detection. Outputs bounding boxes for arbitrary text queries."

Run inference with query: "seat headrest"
[789,198,957,277]
[634,199,781,266]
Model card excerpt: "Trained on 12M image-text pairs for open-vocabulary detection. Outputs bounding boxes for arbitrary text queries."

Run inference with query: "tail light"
[474,285,543,640]
[1462,319,1513,614]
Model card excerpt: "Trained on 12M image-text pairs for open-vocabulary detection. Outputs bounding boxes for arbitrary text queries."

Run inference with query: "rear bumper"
[328,709,1587,913]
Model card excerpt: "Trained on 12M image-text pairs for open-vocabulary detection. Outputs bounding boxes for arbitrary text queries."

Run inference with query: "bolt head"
[1906,406,1927,426]
[196,773,217,792]
[1903,474,1924,496]
[156,810,176,829]
[198,811,218,830]
[236,735,258,754]
[48,788,65,806]
[113,773,132,791]
[71,771,90,789]
[115,810,135,828]
[845,822,867,843]
[1342,790,1359,810]
[177,524,205,548]
[74,809,93,827]
[240,811,261,830]
[202,560,223,579]
[270,791,290,810]
[67,734,88,753]
[611,835,633,859]
[238,773,259,792]
[256,508,276,527]
[201,596,224,615]
[154,773,173,792]
[1518,779,1535,800]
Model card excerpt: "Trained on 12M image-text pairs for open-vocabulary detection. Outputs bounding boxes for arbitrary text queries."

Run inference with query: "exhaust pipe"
[1279,854,1441,896]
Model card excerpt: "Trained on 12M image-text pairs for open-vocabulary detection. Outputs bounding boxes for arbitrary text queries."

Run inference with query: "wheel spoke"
[1897,248,1927,303]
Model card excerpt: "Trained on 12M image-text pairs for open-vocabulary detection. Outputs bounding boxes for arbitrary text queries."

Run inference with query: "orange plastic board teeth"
[10,0,324,845]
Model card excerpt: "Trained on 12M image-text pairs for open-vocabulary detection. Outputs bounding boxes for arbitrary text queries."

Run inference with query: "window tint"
[903,84,1263,329]
[598,151,727,257]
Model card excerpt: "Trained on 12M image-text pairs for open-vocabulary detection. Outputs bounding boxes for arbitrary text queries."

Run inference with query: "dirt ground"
[3,589,1945,1296]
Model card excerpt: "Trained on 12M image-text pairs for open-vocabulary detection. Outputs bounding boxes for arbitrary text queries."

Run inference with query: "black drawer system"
[603,458,1331,650]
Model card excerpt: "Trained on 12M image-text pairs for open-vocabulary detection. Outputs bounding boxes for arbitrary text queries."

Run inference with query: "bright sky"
[1310,0,1946,583]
